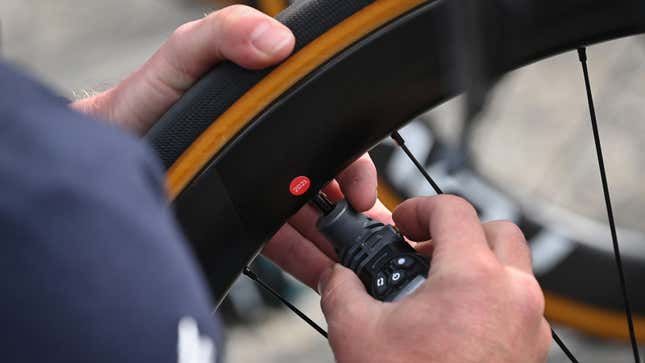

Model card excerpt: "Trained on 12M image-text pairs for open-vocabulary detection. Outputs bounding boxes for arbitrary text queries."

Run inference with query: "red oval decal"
[289,176,311,196]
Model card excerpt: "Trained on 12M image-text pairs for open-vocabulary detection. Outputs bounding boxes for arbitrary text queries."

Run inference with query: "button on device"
[389,270,406,286]
[393,256,415,269]
[374,272,389,296]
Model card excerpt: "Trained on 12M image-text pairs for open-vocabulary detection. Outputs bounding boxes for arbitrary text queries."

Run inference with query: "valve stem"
[311,192,335,215]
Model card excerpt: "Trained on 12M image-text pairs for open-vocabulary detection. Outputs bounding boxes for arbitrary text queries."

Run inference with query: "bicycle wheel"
[146,0,645,340]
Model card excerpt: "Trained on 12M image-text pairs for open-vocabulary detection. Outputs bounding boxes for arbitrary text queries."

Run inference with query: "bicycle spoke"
[242,267,329,339]
[577,47,641,363]
[390,131,443,194]
[391,128,579,362]
[552,329,579,363]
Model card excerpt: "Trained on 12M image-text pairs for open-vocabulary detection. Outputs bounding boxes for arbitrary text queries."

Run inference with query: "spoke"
[577,47,641,362]
[392,128,579,362]
[390,131,443,194]
[242,267,329,339]
[552,329,579,363]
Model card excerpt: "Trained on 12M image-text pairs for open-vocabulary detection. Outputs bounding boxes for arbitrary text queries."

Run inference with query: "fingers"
[141,5,294,120]
[321,154,378,212]
[268,198,391,290]
[163,5,294,78]
[391,197,432,242]
[392,195,492,265]
[287,205,338,259]
[266,153,380,289]
[76,5,295,133]
[411,240,434,256]
[393,195,531,274]
[335,154,378,212]
[263,224,334,289]
[482,221,532,273]
[367,199,394,225]
[319,264,377,323]
[321,180,344,202]
[288,198,393,261]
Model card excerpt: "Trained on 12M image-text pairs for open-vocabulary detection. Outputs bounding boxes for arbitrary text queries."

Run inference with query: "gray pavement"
[2,1,645,362]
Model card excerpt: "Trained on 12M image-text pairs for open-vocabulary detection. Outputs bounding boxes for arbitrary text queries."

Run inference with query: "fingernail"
[250,22,293,56]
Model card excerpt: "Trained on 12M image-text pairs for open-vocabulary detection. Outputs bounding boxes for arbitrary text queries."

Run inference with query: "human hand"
[318,195,551,363]
[70,4,384,288]
[262,153,390,289]
[72,5,295,134]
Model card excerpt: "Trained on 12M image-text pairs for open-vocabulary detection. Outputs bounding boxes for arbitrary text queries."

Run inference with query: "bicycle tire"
[253,0,290,16]
[146,0,645,338]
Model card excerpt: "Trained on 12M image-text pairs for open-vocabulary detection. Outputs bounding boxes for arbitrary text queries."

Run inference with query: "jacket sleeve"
[0,62,224,363]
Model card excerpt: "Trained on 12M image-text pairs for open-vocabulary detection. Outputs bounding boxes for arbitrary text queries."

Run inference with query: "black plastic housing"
[317,200,430,301]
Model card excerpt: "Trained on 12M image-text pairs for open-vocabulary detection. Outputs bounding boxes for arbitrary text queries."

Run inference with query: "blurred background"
[2,0,645,362]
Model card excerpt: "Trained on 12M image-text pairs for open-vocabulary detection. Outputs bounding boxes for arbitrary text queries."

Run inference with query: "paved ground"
[2,1,645,362]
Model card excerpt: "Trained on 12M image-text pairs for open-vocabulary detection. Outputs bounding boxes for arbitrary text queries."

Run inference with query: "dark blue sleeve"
[0,62,224,363]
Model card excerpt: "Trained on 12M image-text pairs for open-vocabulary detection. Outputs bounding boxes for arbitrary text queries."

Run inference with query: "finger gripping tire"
[146,0,374,170]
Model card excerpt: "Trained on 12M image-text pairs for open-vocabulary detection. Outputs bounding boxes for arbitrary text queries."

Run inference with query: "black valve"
[314,195,430,302]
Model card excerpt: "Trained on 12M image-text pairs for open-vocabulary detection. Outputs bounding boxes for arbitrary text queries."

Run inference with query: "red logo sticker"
[289,176,311,196]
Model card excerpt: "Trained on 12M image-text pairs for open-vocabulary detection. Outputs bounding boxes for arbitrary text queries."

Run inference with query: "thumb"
[72,5,295,134]
[319,264,375,323]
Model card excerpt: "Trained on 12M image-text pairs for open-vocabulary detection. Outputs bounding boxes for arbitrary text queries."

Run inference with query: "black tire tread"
[145,0,374,169]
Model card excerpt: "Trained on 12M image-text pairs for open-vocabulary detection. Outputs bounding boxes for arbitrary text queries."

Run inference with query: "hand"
[72,5,295,134]
[262,153,391,289]
[70,4,384,289]
[318,195,551,363]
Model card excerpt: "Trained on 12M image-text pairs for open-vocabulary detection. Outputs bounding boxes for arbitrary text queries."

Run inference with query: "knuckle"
[358,153,376,166]
[171,21,198,42]
[461,256,500,283]
[337,156,376,188]
[486,220,530,256]
[512,273,545,316]
[176,5,260,45]
[489,220,525,240]
[355,154,376,174]
[435,194,476,215]
[211,5,257,33]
